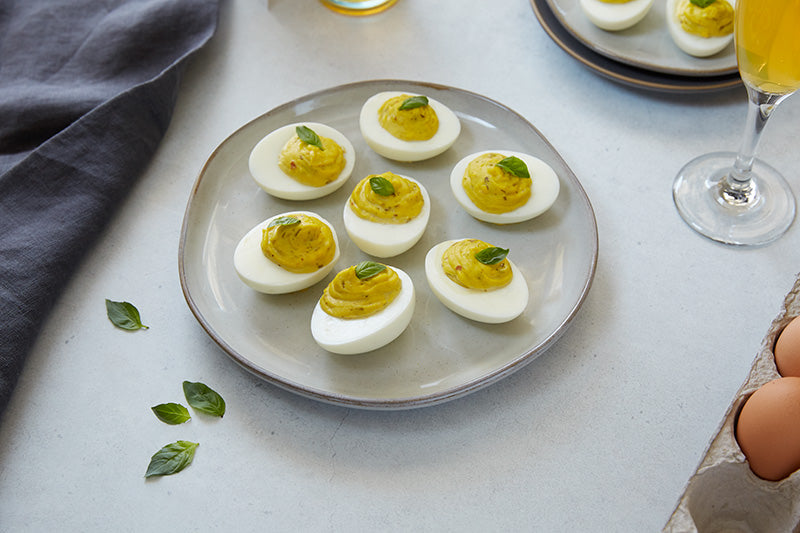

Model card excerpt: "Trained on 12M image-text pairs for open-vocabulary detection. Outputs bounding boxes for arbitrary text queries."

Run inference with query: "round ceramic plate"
[531,0,741,93]
[544,0,737,77]
[179,80,598,410]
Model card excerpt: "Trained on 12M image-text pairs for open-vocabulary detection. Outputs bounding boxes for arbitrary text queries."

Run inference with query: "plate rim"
[530,0,741,93]
[178,79,599,410]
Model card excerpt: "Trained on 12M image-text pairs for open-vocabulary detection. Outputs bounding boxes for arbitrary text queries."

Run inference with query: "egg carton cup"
[664,273,800,533]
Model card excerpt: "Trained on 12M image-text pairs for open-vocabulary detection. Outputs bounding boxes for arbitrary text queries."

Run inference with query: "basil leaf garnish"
[151,403,191,425]
[145,440,199,478]
[495,156,530,179]
[105,299,148,330]
[689,0,716,7]
[268,215,301,228]
[475,246,509,265]
[398,95,429,110]
[354,261,386,280]
[296,125,324,150]
[183,381,226,417]
[369,176,395,196]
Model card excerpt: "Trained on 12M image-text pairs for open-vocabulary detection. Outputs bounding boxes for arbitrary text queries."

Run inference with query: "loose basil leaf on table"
[105,299,149,330]
[183,381,226,417]
[144,440,199,478]
[151,403,191,425]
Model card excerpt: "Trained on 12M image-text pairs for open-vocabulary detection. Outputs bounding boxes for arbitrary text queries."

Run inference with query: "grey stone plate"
[179,80,598,409]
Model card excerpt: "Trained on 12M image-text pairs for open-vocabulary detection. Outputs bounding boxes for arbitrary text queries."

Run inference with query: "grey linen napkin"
[0,0,219,419]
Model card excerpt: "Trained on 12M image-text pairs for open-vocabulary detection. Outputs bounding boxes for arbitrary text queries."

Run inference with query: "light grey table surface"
[2,0,799,531]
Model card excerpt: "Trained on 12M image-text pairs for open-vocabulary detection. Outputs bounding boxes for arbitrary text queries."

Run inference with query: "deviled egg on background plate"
[579,0,654,31]
[666,0,734,57]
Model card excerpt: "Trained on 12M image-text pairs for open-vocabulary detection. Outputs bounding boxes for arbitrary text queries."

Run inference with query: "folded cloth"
[0,0,219,420]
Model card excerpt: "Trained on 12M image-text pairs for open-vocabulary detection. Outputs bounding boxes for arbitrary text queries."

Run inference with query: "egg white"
[450,150,560,225]
[342,175,431,258]
[579,0,654,31]
[233,211,340,294]
[666,0,734,57]
[359,91,461,162]
[424,240,529,324]
[248,122,355,200]
[311,267,415,354]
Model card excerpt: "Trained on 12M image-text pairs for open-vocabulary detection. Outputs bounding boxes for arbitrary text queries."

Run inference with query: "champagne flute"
[672,0,800,246]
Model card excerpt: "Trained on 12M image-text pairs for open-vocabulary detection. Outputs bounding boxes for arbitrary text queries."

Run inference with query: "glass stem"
[722,85,788,204]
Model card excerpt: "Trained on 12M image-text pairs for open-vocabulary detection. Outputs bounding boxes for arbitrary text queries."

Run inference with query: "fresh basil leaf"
[354,261,386,280]
[295,125,324,150]
[151,403,191,425]
[475,246,509,265]
[268,215,301,228]
[689,0,716,7]
[398,95,429,110]
[369,176,395,196]
[144,440,199,478]
[105,299,148,330]
[495,156,530,179]
[183,381,226,417]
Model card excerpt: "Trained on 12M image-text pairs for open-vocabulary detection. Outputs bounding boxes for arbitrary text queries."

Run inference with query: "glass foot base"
[673,152,796,246]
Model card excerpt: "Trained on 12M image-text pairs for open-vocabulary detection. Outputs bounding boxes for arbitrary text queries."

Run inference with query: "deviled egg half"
[359,91,460,162]
[249,122,355,200]
[450,150,559,224]
[580,0,654,31]
[343,172,431,258]
[425,239,528,324]
[234,211,340,294]
[311,261,415,354]
[666,0,734,57]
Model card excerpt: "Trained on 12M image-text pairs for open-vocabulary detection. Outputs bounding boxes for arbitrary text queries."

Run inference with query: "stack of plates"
[531,0,742,93]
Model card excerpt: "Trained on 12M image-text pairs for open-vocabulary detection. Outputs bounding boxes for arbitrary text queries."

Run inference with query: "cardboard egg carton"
[664,274,800,533]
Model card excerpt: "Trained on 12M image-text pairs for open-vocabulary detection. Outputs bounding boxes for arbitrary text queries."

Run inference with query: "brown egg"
[775,315,800,377]
[736,377,800,481]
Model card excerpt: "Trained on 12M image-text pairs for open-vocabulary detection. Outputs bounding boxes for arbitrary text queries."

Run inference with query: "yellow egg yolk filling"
[378,94,439,141]
[597,0,634,3]
[442,239,513,291]
[462,153,532,214]
[278,134,346,187]
[261,214,336,273]
[349,172,424,224]
[677,0,733,37]
[320,265,401,319]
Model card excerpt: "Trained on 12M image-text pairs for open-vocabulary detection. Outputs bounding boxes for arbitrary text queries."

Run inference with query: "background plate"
[545,0,737,77]
[531,0,741,93]
[179,80,598,409]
